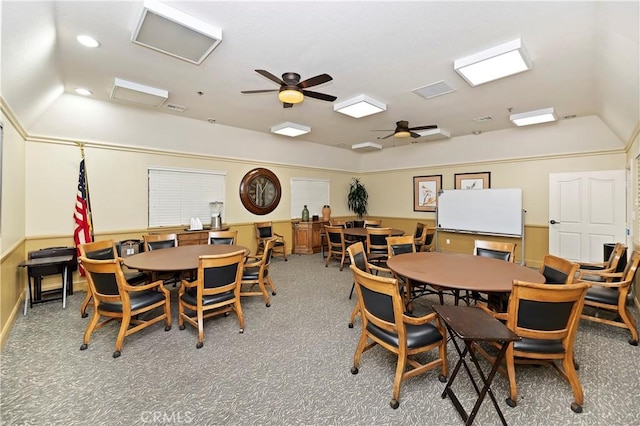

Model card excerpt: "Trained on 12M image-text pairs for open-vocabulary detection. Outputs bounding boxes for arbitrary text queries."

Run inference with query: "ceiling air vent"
[413,80,456,99]
[132,0,223,65]
[166,103,187,112]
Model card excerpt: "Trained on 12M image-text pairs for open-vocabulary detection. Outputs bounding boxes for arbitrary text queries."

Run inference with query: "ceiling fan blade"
[302,90,337,102]
[410,131,422,138]
[409,125,438,131]
[255,69,286,86]
[298,73,332,89]
[241,89,279,94]
[283,102,294,108]
[380,133,395,140]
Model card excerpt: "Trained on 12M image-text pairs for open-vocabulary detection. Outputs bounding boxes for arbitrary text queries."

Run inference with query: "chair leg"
[351,330,369,372]
[390,351,407,409]
[505,345,518,407]
[234,299,245,333]
[339,253,345,271]
[258,276,271,307]
[196,308,205,348]
[348,303,360,328]
[620,303,639,345]
[349,282,355,299]
[266,275,277,295]
[113,312,131,358]
[80,309,101,351]
[80,291,93,318]
[562,355,584,413]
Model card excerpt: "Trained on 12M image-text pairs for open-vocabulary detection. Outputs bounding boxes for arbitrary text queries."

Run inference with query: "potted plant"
[347,177,368,227]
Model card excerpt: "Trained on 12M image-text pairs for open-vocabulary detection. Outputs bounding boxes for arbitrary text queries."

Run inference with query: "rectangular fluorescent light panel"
[416,128,451,139]
[132,0,222,65]
[351,142,382,152]
[110,78,168,108]
[334,95,386,118]
[271,122,311,137]
[510,107,557,126]
[454,38,531,86]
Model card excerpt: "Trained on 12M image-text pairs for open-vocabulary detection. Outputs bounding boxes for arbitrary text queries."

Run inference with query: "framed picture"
[455,172,491,190]
[413,175,442,212]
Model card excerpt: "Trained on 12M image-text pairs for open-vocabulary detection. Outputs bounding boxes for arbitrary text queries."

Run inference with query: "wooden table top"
[123,244,249,272]
[19,255,74,268]
[386,252,544,293]
[342,227,405,237]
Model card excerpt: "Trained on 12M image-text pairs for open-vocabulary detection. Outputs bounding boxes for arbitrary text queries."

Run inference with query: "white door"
[549,170,626,262]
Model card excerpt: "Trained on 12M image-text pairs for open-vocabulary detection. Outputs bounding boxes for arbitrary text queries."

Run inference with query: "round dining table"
[123,244,249,272]
[386,251,544,293]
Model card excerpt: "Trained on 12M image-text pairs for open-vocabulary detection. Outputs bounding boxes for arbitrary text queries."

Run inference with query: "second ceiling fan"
[374,120,438,139]
[241,69,337,108]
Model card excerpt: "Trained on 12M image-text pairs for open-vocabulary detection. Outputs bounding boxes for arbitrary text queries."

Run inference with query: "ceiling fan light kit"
[334,94,386,118]
[510,107,557,126]
[454,38,532,86]
[270,122,310,137]
[278,89,304,104]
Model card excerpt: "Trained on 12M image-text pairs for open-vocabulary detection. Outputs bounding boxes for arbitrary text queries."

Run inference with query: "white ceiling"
[2,1,639,151]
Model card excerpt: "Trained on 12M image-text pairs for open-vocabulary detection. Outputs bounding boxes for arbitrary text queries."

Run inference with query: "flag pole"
[79,143,95,241]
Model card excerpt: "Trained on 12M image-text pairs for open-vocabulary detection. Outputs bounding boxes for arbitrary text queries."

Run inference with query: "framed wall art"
[454,172,491,190]
[413,175,442,212]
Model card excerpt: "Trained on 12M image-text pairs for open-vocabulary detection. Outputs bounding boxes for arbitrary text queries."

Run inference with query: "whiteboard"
[437,188,523,236]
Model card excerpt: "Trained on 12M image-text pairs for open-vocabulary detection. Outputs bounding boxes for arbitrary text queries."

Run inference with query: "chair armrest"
[403,311,438,325]
[368,263,392,275]
[180,278,198,289]
[577,261,608,270]
[126,279,165,291]
[476,303,508,321]
[577,269,623,281]
[274,232,284,238]
[577,278,625,289]
[244,258,263,268]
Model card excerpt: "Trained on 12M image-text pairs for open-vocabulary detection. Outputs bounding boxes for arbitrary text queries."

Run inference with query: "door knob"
[549,220,560,224]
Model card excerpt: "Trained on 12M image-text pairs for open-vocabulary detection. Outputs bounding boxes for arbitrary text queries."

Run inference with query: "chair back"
[364,219,382,228]
[197,250,246,297]
[255,222,274,239]
[143,233,177,251]
[508,280,589,353]
[609,243,628,273]
[414,222,426,245]
[387,236,416,257]
[347,242,370,273]
[366,227,392,256]
[79,257,123,298]
[79,239,117,260]
[350,265,403,330]
[474,240,516,262]
[326,225,346,249]
[616,249,640,283]
[540,254,579,284]
[208,230,237,245]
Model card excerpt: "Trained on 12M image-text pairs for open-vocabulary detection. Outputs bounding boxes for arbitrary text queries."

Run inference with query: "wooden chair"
[78,256,171,358]
[413,223,435,252]
[366,227,392,267]
[363,219,382,228]
[462,240,517,305]
[578,249,640,345]
[349,265,448,409]
[142,233,179,284]
[178,250,246,348]
[241,237,277,307]
[78,239,147,318]
[577,242,627,281]
[346,242,392,328]
[475,280,589,413]
[208,230,237,245]
[325,225,350,271]
[254,221,287,261]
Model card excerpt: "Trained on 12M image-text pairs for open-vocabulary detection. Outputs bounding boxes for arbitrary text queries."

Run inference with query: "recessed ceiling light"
[75,88,92,96]
[76,35,100,48]
[334,95,386,118]
[270,122,310,137]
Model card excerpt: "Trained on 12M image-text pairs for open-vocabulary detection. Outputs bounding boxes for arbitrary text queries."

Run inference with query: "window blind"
[290,178,329,219]
[148,167,225,227]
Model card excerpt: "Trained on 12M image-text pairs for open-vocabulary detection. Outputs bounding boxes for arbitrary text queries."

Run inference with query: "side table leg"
[23,276,29,316]
[62,266,68,309]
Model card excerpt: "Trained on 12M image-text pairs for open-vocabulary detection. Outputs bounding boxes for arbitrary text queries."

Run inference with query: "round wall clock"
[239,168,282,215]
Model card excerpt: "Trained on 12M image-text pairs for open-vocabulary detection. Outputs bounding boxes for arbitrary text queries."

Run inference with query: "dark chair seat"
[181,289,235,307]
[514,337,564,354]
[367,322,443,349]
[242,266,268,281]
[100,290,166,313]
[584,286,619,305]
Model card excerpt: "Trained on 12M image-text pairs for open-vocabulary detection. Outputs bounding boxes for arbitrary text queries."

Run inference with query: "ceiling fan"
[374,120,438,139]
[241,69,337,108]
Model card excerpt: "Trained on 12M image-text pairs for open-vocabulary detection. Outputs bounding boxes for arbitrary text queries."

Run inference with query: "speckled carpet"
[2,253,639,425]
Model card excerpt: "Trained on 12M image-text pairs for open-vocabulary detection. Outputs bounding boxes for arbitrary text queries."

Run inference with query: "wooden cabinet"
[177,231,208,246]
[292,221,328,254]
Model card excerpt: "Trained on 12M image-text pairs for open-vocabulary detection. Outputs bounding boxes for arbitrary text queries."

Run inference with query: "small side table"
[433,305,519,426]
[18,255,74,315]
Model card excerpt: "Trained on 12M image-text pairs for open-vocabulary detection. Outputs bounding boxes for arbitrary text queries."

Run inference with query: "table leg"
[23,276,30,316]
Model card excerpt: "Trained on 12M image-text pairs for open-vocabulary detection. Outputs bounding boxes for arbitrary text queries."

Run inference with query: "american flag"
[73,159,93,275]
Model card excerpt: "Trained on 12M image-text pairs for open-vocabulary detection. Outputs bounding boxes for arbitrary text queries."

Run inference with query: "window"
[148,167,225,227]
[290,178,330,219]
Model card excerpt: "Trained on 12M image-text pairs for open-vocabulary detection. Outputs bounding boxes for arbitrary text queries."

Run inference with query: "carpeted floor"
[2,253,640,425]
